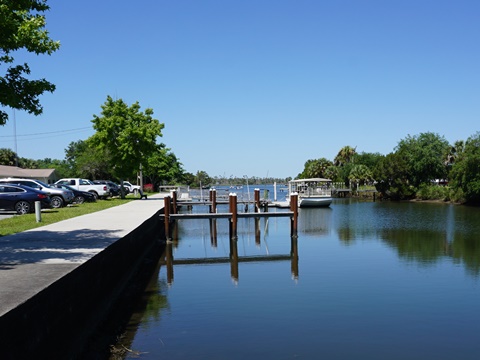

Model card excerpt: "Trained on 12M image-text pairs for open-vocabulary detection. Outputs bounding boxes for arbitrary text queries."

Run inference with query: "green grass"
[0,197,135,237]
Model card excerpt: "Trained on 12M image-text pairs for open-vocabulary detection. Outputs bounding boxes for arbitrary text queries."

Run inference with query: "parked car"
[0,183,51,214]
[122,181,141,195]
[93,180,129,196]
[52,184,96,204]
[55,178,110,199]
[0,178,74,208]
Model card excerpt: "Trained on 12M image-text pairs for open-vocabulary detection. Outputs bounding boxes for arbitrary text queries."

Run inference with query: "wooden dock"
[161,189,299,240]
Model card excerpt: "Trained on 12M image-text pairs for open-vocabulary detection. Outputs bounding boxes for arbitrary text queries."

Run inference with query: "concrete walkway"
[0,195,165,317]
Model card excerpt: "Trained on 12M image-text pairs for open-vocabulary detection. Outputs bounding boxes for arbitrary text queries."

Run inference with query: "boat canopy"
[289,178,332,183]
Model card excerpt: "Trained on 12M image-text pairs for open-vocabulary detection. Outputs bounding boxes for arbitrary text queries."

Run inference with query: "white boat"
[288,178,333,207]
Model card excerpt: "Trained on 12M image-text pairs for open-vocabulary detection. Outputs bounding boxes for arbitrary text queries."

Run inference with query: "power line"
[0,126,92,138]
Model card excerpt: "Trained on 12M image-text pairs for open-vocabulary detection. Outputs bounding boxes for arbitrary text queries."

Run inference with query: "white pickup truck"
[122,181,142,195]
[55,178,111,199]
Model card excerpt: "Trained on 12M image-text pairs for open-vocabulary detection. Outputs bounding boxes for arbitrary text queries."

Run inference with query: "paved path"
[0,195,165,317]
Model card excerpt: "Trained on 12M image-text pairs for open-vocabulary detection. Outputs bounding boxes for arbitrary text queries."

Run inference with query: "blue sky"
[1,0,479,179]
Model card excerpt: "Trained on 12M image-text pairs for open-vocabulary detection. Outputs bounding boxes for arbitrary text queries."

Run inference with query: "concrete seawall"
[0,198,166,359]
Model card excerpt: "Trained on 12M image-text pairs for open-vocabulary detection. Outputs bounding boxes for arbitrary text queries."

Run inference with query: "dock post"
[212,189,217,213]
[255,218,261,245]
[290,193,298,237]
[230,236,239,283]
[172,191,178,214]
[165,240,174,285]
[210,189,217,213]
[209,219,217,247]
[291,236,299,280]
[164,196,171,240]
[229,193,238,239]
[254,188,260,213]
[209,189,213,213]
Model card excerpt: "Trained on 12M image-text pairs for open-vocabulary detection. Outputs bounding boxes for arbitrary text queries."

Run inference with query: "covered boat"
[288,178,333,207]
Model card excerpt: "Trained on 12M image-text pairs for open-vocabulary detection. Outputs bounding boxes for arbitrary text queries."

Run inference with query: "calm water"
[112,192,480,360]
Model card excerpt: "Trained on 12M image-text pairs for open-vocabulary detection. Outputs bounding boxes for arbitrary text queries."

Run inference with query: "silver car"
[0,178,74,208]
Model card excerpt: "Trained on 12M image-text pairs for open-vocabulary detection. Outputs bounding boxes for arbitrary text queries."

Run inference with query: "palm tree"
[334,146,357,166]
[348,164,373,188]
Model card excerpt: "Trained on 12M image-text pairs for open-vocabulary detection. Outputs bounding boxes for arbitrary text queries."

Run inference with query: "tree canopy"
[449,132,480,203]
[0,0,60,125]
[395,132,450,187]
[90,96,164,182]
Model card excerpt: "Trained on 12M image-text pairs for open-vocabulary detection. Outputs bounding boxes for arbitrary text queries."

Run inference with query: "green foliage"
[348,164,373,187]
[35,157,72,178]
[143,143,184,186]
[334,145,357,166]
[449,132,480,204]
[395,132,450,187]
[0,147,18,165]
[90,96,164,181]
[416,184,450,201]
[353,151,384,170]
[299,158,333,178]
[374,152,415,200]
[0,0,60,125]
[191,170,211,187]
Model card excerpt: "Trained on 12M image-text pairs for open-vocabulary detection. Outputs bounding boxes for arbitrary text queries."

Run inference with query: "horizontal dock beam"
[160,212,293,220]
[159,254,291,265]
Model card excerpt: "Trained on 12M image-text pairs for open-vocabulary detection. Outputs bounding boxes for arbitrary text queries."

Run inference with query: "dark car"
[93,180,129,196]
[52,184,96,204]
[0,184,52,214]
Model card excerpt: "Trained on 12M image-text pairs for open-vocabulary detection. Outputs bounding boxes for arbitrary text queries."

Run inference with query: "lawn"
[0,197,134,237]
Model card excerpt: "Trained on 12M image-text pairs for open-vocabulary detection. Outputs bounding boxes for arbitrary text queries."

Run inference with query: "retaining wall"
[0,209,166,359]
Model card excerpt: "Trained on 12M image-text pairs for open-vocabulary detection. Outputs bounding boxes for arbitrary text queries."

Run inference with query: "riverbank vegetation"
[298,131,480,205]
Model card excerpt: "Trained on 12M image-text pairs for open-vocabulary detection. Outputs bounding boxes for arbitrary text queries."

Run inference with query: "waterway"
[110,191,480,359]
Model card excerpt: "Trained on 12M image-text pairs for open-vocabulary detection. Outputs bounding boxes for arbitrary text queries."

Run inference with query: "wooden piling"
[291,236,299,280]
[209,219,217,247]
[229,193,238,239]
[172,191,178,214]
[255,218,261,245]
[165,241,174,284]
[164,196,171,239]
[290,193,298,237]
[254,188,260,213]
[230,237,239,282]
[211,189,217,213]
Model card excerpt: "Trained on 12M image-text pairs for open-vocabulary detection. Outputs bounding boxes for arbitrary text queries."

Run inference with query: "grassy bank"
[0,197,135,237]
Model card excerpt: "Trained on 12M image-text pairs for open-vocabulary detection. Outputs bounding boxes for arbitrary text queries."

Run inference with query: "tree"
[36,157,71,178]
[373,153,414,200]
[0,0,60,125]
[449,132,480,204]
[334,145,357,166]
[90,96,164,196]
[143,144,184,187]
[192,171,211,188]
[348,164,373,188]
[0,148,18,165]
[299,158,333,179]
[353,152,384,170]
[395,132,450,188]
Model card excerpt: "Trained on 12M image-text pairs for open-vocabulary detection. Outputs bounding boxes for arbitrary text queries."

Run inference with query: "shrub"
[416,184,450,201]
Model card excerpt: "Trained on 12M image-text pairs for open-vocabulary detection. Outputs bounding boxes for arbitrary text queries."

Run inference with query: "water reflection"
[163,217,299,284]
[332,200,480,276]
[111,199,480,360]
